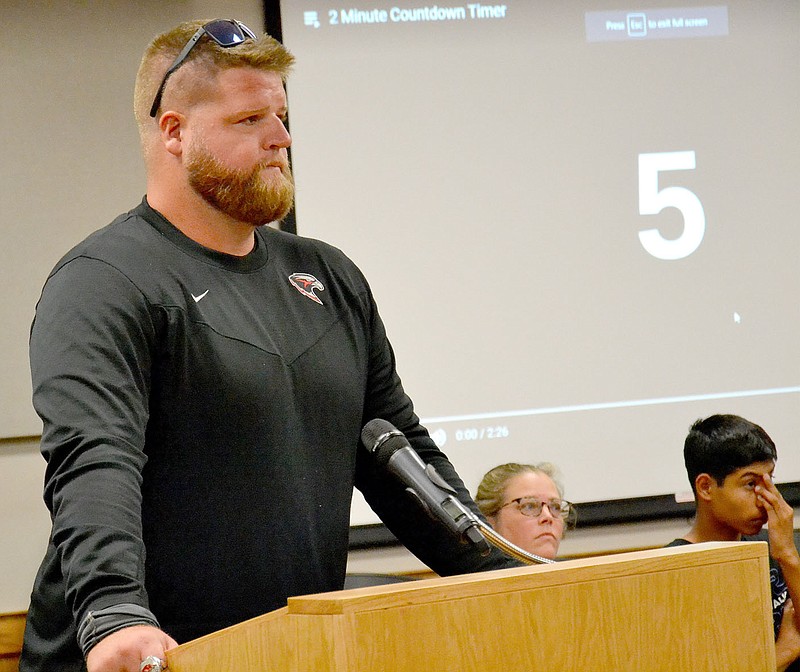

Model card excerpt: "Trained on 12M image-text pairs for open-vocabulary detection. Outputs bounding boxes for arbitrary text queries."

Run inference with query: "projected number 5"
[638,151,705,260]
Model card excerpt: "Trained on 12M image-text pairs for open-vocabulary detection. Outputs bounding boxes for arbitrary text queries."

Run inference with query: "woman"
[475,462,576,560]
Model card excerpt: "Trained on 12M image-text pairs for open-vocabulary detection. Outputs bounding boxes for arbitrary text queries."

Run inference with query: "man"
[668,414,800,671]
[21,20,519,672]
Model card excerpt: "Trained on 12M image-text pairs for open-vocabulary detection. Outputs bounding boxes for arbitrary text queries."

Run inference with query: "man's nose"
[264,116,291,149]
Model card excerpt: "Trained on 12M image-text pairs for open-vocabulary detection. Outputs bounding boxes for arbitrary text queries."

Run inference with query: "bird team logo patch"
[288,272,325,305]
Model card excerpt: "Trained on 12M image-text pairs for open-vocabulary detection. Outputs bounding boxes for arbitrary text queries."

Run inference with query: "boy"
[669,414,800,671]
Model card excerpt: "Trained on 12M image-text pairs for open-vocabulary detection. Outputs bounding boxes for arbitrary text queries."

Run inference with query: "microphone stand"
[474,519,555,565]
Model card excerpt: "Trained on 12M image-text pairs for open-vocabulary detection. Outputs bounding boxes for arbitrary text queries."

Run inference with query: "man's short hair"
[134,20,294,132]
[683,414,777,492]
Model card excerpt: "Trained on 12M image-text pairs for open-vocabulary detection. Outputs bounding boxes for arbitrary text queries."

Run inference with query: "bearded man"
[21,19,520,672]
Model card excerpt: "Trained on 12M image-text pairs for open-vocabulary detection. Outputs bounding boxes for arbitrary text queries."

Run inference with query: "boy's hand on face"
[756,474,798,564]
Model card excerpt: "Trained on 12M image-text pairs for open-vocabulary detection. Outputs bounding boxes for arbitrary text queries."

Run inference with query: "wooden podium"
[166,542,775,672]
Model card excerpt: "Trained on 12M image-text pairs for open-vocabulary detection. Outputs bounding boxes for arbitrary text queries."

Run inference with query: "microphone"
[361,419,490,555]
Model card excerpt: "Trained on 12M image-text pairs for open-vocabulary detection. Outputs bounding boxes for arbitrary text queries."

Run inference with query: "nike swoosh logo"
[191,290,209,303]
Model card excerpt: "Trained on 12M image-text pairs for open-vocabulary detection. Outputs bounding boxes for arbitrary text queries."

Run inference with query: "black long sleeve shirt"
[21,199,519,670]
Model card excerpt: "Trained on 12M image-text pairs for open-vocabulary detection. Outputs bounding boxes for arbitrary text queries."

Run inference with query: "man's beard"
[186,143,294,227]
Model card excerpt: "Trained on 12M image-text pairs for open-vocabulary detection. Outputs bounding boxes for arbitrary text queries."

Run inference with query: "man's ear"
[695,473,714,502]
[158,112,185,157]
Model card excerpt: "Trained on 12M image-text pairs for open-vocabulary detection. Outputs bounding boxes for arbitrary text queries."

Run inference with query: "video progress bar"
[421,385,800,425]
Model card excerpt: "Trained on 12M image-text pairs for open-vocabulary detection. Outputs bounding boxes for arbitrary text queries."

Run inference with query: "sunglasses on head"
[149,19,257,118]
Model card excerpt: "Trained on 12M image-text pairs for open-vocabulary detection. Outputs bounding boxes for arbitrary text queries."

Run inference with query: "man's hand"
[86,624,178,672]
[756,474,798,565]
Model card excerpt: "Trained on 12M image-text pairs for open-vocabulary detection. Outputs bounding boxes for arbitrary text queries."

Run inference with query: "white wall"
[0,439,49,612]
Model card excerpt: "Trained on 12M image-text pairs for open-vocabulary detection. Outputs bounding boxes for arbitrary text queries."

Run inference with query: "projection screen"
[276,1,800,525]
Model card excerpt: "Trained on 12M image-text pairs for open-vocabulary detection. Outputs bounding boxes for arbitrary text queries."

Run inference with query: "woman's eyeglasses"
[501,497,573,520]
[149,19,257,118]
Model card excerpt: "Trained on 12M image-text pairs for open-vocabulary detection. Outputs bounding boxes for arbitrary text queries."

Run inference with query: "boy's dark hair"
[684,414,777,493]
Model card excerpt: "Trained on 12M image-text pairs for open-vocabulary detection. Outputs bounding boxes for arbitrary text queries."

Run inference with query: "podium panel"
[167,542,775,672]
